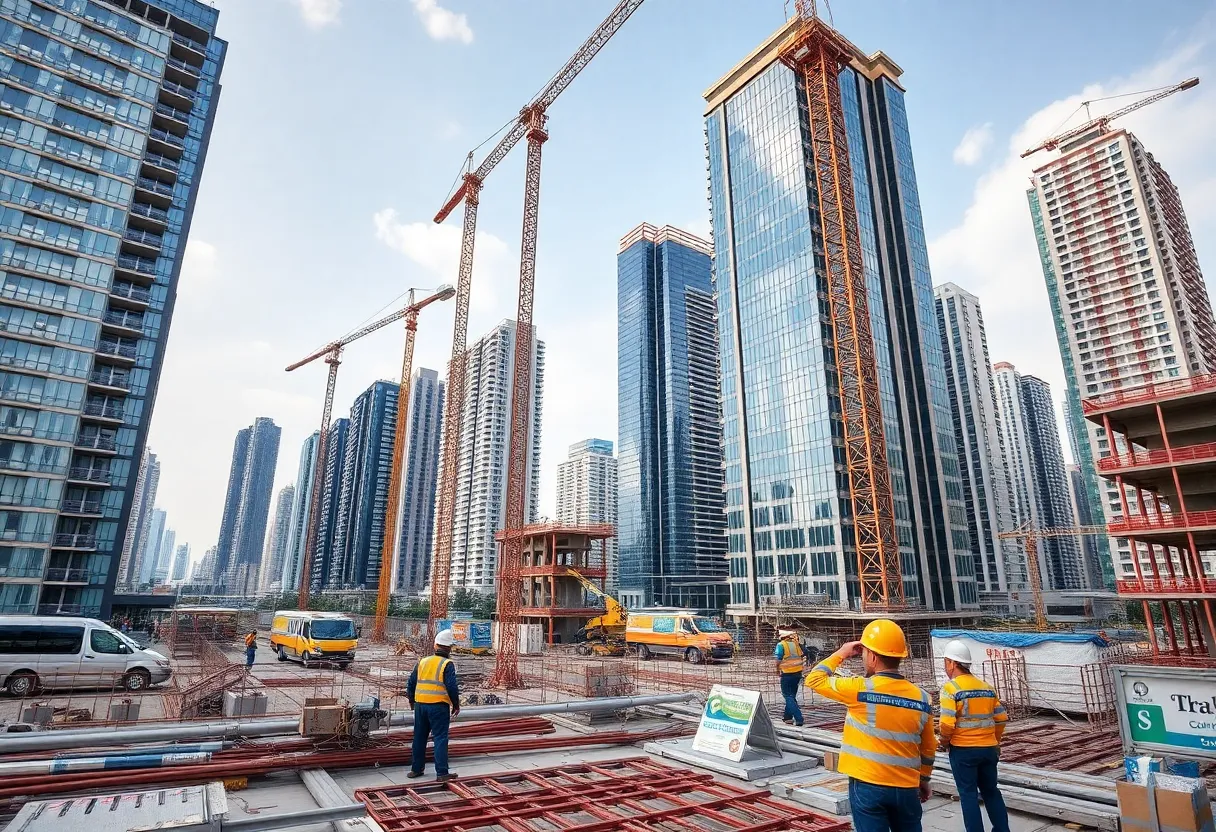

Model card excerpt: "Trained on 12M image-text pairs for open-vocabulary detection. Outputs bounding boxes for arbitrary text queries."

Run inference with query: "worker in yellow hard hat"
[805,619,936,832]
[938,639,1009,832]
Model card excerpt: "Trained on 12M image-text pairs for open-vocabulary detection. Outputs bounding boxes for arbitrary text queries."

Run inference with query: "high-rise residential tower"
[327,381,400,590]
[443,320,543,595]
[556,438,619,592]
[703,20,977,616]
[617,223,725,611]
[137,507,166,586]
[213,417,280,593]
[0,0,226,618]
[153,525,174,583]
[281,431,318,593]
[933,283,1025,611]
[117,447,159,588]
[994,363,1085,590]
[1029,129,1216,588]
[259,483,294,591]
[170,542,189,583]
[397,368,443,594]
[309,417,348,593]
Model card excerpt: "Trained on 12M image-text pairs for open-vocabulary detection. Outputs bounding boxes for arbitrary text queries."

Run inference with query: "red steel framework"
[355,757,853,832]
[427,1,646,648]
[780,4,903,609]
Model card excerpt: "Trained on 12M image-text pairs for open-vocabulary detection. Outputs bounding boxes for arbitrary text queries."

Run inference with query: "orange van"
[626,609,734,664]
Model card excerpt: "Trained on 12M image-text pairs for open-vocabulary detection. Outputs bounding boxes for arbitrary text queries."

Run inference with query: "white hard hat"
[942,639,973,664]
[435,629,455,648]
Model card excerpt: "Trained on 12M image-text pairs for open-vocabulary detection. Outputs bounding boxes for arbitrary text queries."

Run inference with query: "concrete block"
[771,769,851,815]
[644,737,818,782]
[223,690,269,718]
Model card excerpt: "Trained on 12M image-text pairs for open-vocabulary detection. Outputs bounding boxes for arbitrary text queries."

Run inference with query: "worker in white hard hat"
[938,639,1009,832]
[406,629,461,781]
[774,629,807,727]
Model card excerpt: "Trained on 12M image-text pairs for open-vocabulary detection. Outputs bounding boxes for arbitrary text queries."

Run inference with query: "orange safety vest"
[939,673,1007,747]
[415,655,453,705]
[805,654,937,788]
[245,633,256,648]
[778,639,806,674]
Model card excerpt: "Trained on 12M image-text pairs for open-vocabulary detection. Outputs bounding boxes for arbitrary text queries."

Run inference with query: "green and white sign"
[1113,665,1216,761]
[692,685,782,762]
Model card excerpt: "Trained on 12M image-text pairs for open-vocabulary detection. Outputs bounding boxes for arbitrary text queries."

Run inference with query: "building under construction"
[702,11,980,627]
[1083,373,1216,656]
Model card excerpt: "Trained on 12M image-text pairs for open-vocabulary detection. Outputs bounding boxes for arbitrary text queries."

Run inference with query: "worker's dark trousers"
[245,647,256,668]
[411,702,451,777]
[780,672,804,726]
[849,779,921,832]
[949,746,1009,832]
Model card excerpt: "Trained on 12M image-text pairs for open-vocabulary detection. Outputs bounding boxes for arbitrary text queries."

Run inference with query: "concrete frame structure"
[1083,374,1216,656]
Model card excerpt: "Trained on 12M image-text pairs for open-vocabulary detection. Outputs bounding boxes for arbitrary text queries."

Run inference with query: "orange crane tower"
[286,286,455,612]
[428,1,645,686]
[998,525,1108,630]
[1021,77,1198,158]
[780,1,903,608]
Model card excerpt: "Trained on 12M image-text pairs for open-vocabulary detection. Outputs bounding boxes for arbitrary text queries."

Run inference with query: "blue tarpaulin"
[931,629,1109,648]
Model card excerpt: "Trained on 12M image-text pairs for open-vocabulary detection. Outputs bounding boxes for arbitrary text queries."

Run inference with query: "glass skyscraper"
[703,20,977,615]
[0,0,225,617]
[310,416,348,593]
[617,222,727,612]
[213,416,280,594]
[397,367,442,594]
[280,429,317,594]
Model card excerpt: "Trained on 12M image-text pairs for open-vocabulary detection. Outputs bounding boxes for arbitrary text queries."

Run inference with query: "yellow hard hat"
[861,618,908,658]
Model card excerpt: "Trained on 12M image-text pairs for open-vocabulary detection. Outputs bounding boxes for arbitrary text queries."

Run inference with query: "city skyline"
[556,438,618,592]
[141,2,1216,563]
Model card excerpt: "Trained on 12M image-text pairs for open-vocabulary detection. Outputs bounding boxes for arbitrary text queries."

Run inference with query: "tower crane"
[427,0,645,688]
[1021,77,1199,159]
[997,524,1107,630]
[781,0,903,608]
[286,285,455,612]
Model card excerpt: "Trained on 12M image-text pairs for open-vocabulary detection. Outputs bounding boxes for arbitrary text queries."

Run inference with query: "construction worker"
[244,630,257,669]
[406,629,461,781]
[774,628,806,727]
[805,619,936,832]
[938,640,1009,832]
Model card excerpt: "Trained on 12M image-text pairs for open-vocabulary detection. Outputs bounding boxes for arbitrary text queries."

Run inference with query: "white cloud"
[411,0,473,44]
[372,208,516,330]
[177,239,218,298]
[952,122,993,166]
[928,39,1216,436]
[292,0,341,29]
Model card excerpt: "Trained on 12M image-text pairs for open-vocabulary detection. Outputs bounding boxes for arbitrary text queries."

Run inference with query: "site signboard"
[1113,665,1216,761]
[691,685,782,762]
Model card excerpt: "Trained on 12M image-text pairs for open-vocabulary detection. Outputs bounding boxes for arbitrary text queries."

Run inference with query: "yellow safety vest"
[805,654,937,788]
[414,655,452,705]
[778,639,806,674]
[939,673,1006,748]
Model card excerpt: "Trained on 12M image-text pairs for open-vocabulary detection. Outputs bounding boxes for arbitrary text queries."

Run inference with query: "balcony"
[75,433,117,453]
[172,31,207,55]
[154,101,190,127]
[110,282,152,308]
[130,202,170,225]
[142,152,180,175]
[1097,440,1216,473]
[122,226,163,257]
[82,401,124,422]
[159,79,196,110]
[1083,373,1216,414]
[44,567,90,583]
[52,533,97,550]
[89,368,131,392]
[1107,508,1216,535]
[0,602,36,613]
[165,55,200,84]
[96,339,138,362]
[103,309,145,335]
[134,177,173,209]
[1116,577,1216,595]
[0,564,44,579]
[61,498,103,515]
[117,252,158,281]
[68,467,111,485]
[149,126,185,150]
[37,603,83,616]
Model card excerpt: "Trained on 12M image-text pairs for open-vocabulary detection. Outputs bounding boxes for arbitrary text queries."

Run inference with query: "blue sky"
[148,0,1216,568]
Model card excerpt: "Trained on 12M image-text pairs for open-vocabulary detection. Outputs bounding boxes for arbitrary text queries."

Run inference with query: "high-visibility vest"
[805,655,936,788]
[415,655,453,705]
[939,673,1006,747]
[778,639,806,674]
[245,633,255,648]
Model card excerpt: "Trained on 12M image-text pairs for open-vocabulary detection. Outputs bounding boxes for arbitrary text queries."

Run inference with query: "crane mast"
[428,1,646,672]
[781,4,903,609]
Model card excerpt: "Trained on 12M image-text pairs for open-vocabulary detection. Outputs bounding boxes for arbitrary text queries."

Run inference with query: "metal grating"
[356,756,853,832]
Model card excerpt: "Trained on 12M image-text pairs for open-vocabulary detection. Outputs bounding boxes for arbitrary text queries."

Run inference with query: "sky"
[147,0,1216,570]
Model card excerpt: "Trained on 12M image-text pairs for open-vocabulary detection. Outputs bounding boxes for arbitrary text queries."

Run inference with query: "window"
[38,625,84,654]
[90,629,127,654]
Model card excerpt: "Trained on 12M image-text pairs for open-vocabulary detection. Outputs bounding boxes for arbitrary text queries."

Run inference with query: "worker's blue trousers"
[780,672,804,726]
[411,702,451,776]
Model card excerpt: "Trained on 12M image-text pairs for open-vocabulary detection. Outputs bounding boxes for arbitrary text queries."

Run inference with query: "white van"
[0,616,172,696]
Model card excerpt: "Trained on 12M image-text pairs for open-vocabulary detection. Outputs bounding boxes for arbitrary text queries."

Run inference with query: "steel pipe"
[0,693,695,753]
[223,804,367,832]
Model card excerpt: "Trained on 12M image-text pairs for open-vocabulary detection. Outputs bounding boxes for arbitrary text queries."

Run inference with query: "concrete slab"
[644,737,818,781]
